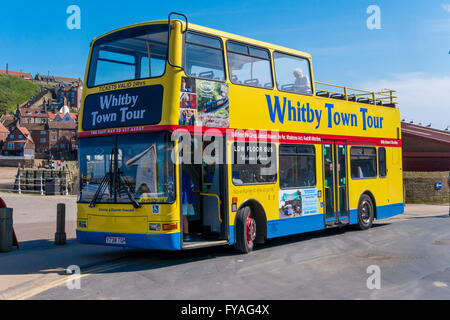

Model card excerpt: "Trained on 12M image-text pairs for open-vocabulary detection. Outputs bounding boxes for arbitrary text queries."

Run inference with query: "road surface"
[0,193,448,300]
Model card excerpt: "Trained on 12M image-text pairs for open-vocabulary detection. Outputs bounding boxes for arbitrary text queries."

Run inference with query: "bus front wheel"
[234,206,256,254]
[357,194,374,230]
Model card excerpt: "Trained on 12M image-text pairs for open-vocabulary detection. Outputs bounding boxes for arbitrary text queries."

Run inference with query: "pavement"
[0,192,449,300]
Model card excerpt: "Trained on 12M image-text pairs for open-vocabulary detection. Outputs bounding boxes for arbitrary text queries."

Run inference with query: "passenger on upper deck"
[293,68,311,94]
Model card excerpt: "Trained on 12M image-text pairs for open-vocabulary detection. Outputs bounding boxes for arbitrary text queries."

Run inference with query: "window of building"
[273,52,312,95]
[232,142,277,185]
[378,147,387,178]
[227,41,273,89]
[40,138,46,143]
[184,32,225,80]
[18,135,23,139]
[350,147,377,179]
[279,144,316,188]
[8,143,14,149]
[40,131,46,135]
[9,134,14,139]
[52,136,57,141]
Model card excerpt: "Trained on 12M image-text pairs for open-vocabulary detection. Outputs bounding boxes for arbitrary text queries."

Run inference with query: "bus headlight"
[149,223,161,231]
[78,220,87,228]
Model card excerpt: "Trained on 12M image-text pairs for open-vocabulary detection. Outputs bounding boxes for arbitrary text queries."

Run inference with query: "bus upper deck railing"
[315,82,397,107]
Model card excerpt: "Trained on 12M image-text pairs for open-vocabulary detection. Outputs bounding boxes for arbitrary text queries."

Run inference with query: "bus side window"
[350,147,377,179]
[184,32,226,81]
[378,147,387,177]
[273,51,312,96]
[227,41,273,89]
[279,144,316,188]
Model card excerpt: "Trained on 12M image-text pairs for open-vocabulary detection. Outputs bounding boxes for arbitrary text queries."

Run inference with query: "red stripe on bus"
[78,125,402,147]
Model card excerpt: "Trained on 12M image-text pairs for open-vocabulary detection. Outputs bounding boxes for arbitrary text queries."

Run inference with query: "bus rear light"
[162,223,178,231]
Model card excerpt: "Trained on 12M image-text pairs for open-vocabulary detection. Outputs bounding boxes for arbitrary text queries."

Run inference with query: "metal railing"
[315,82,397,107]
[0,171,72,196]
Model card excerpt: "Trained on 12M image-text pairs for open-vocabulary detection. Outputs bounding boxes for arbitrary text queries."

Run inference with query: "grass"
[0,74,41,114]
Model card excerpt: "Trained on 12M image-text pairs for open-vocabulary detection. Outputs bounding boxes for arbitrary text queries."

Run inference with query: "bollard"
[55,203,66,245]
[0,208,13,253]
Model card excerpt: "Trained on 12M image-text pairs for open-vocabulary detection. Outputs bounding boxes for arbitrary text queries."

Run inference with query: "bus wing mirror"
[167,12,188,70]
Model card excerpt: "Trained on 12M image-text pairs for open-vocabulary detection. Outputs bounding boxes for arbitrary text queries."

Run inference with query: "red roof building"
[0,70,33,80]
[402,122,450,172]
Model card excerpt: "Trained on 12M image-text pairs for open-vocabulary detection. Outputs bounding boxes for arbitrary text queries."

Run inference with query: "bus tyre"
[234,206,256,254]
[357,194,374,230]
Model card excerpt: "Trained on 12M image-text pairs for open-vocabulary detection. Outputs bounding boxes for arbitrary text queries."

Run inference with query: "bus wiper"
[116,170,141,209]
[89,171,113,208]
[89,149,114,208]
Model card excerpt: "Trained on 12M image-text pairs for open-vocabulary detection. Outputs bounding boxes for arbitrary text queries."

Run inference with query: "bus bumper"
[76,230,181,251]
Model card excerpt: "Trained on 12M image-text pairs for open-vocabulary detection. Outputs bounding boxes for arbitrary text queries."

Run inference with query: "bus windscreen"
[87,24,168,88]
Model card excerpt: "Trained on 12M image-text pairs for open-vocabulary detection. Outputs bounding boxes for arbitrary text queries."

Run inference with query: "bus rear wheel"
[234,206,256,254]
[357,194,374,230]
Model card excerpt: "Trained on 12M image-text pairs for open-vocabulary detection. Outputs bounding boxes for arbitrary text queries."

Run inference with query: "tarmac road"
[0,193,449,300]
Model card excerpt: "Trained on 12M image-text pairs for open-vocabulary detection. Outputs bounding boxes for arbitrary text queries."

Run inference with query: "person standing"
[182,171,195,241]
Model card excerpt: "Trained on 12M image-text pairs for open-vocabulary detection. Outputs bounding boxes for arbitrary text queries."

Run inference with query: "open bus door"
[180,135,228,249]
[322,140,349,226]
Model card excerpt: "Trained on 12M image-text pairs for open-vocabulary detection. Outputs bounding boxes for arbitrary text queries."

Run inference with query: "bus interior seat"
[244,79,259,86]
[316,91,330,98]
[199,71,214,79]
[357,98,370,104]
[348,96,356,102]
[281,84,295,91]
[231,75,238,82]
[264,83,272,88]
[330,94,345,100]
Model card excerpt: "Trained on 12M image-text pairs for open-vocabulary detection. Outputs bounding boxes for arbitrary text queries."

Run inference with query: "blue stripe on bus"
[76,230,181,251]
[263,202,404,240]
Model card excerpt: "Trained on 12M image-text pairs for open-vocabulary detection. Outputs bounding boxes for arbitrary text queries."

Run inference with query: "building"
[48,121,78,155]
[0,70,33,80]
[402,122,450,172]
[21,123,49,154]
[401,122,450,204]
[2,126,35,158]
[18,107,49,125]
[56,84,83,110]
[34,74,82,86]
[0,123,9,151]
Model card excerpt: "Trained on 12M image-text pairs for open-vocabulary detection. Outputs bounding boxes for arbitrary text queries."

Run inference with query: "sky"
[1,0,449,130]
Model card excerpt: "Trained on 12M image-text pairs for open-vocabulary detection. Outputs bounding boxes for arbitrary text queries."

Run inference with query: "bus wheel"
[357,194,374,230]
[234,206,256,253]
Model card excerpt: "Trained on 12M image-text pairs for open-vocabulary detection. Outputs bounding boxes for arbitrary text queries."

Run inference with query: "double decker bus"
[77,13,404,253]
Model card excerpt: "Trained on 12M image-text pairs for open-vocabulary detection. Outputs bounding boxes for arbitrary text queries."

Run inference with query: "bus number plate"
[105,236,126,245]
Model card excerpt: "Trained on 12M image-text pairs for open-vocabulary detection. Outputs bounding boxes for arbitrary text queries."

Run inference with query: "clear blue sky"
[1,0,450,128]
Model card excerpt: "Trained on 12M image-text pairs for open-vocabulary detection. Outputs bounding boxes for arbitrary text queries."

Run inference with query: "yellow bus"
[77,13,404,253]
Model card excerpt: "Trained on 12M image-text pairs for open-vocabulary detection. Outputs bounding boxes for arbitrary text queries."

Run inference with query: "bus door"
[322,140,349,225]
[181,136,227,244]
[199,138,227,240]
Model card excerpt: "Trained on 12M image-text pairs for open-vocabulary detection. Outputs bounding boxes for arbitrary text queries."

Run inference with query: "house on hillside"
[0,123,9,150]
[2,126,35,158]
[48,121,78,154]
[0,70,33,80]
[21,123,49,154]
